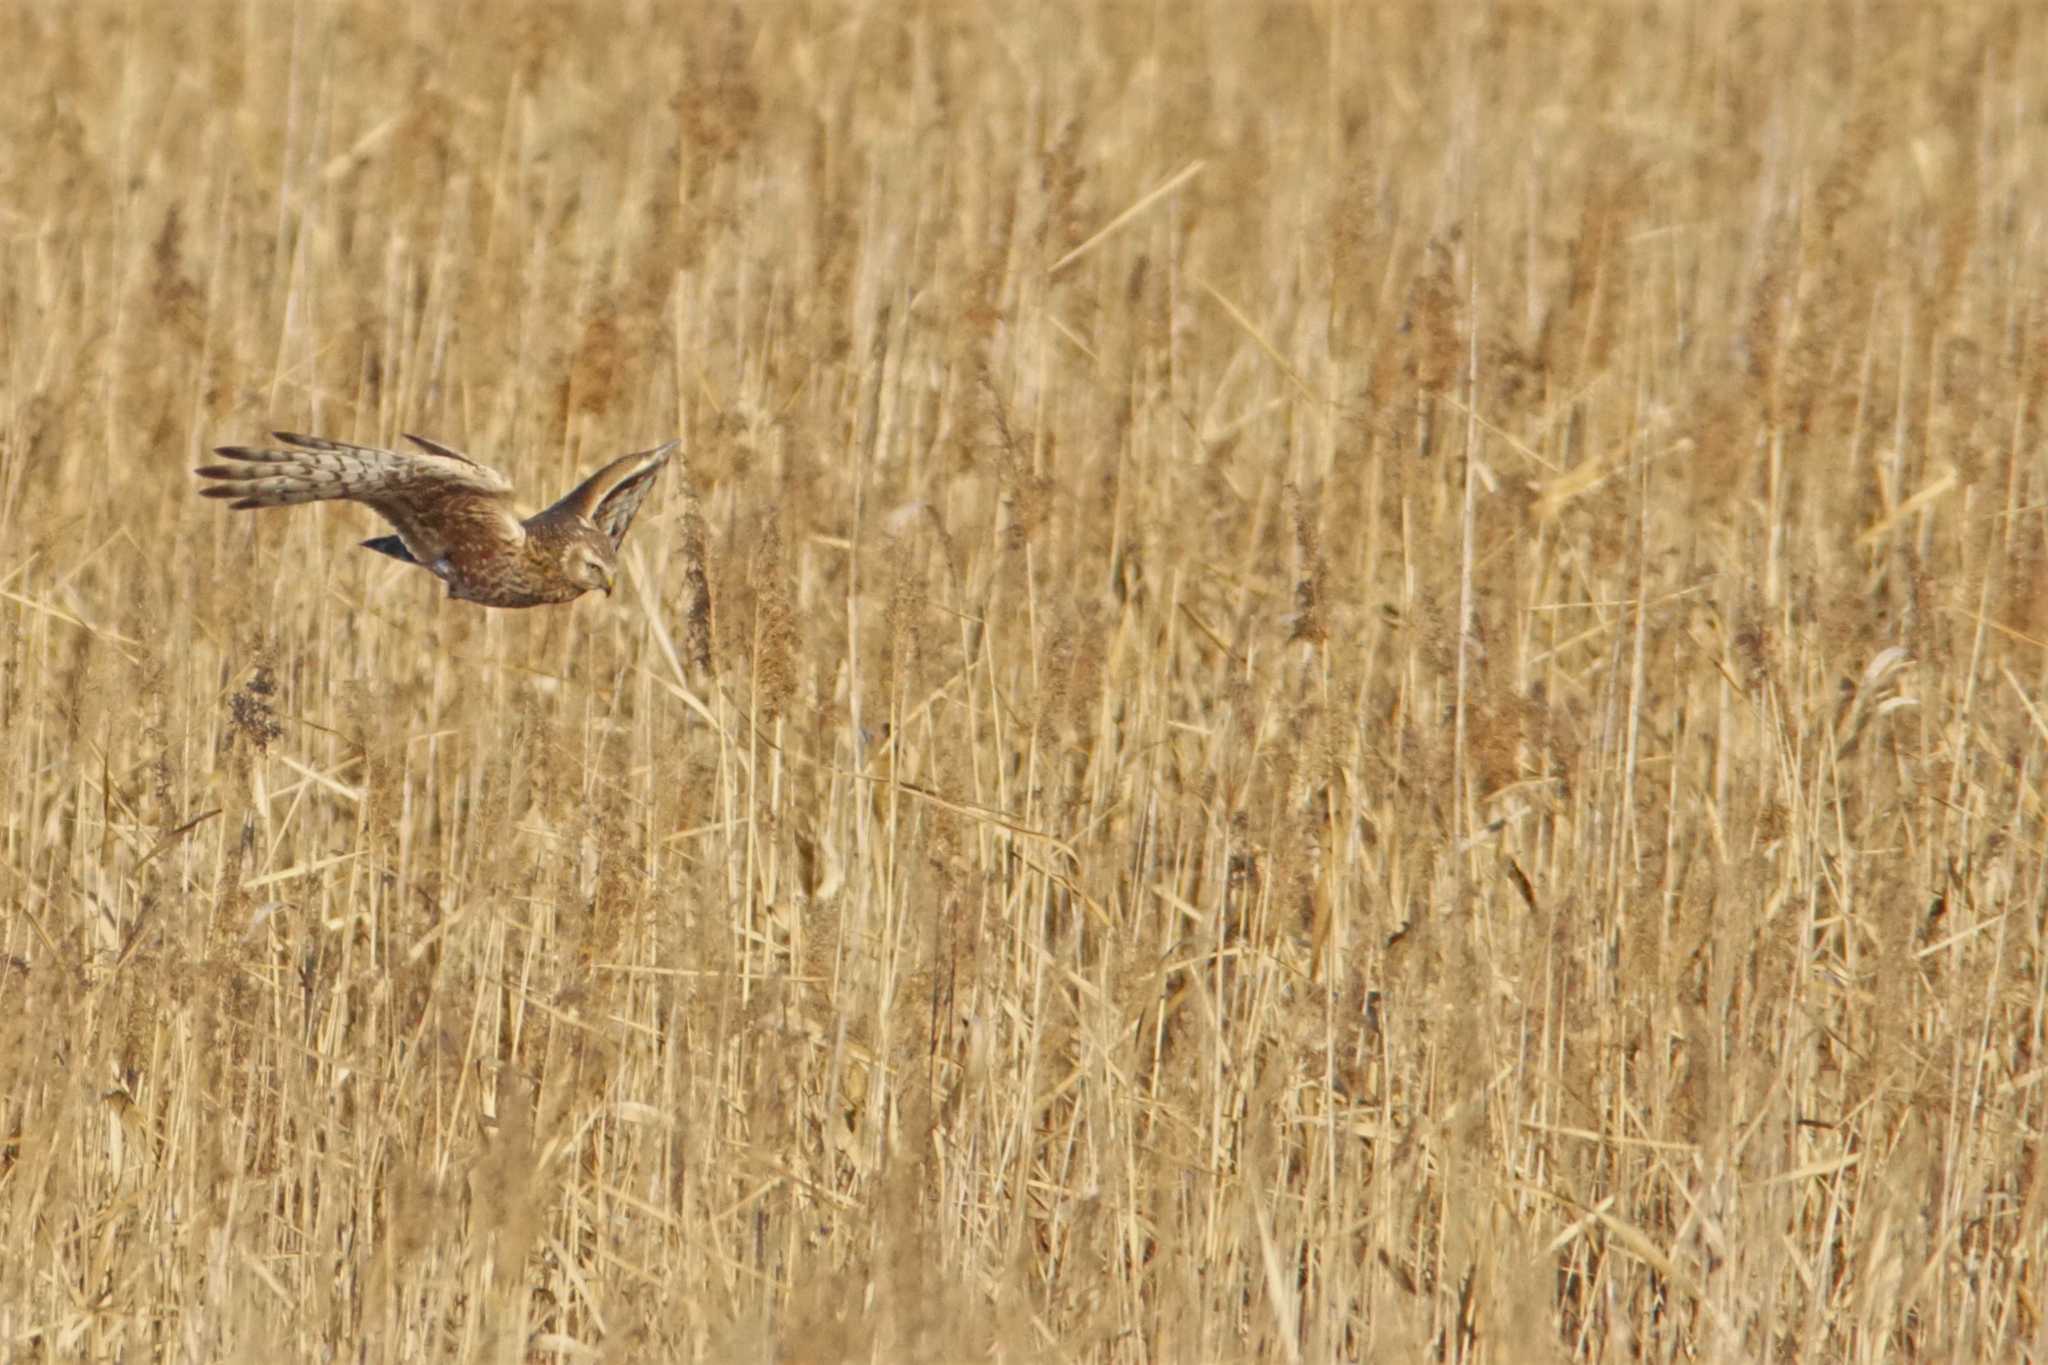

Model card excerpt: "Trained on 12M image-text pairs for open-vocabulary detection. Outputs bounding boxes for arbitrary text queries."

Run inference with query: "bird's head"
[563,530,618,597]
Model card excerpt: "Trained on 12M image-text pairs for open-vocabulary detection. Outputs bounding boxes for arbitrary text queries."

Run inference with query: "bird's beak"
[602,571,616,597]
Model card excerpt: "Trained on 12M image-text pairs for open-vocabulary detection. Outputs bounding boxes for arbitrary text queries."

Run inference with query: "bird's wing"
[529,440,678,549]
[359,534,419,564]
[198,432,524,566]
[402,432,489,465]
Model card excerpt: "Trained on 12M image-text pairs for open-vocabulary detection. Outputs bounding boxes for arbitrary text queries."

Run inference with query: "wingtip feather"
[403,432,472,462]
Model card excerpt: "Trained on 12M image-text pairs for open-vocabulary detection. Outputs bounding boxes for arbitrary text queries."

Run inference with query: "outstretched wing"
[528,440,678,548]
[197,432,524,568]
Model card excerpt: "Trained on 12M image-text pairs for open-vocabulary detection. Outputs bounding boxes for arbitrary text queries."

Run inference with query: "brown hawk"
[197,432,677,608]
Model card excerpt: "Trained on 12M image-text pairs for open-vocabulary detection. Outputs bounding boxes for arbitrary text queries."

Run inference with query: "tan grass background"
[3,1,2047,1360]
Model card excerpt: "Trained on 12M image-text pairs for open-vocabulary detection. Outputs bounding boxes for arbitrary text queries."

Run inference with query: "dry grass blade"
[1047,159,1206,276]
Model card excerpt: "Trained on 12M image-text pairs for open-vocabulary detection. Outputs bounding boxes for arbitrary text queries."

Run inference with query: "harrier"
[197,432,677,608]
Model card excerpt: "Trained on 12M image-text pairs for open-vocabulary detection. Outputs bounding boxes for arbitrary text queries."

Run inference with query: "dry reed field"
[3,1,2047,1360]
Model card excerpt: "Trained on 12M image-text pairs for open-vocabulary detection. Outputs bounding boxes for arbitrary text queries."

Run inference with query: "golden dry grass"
[3,1,2047,1360]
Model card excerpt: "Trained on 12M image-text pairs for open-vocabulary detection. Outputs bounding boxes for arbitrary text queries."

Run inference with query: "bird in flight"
[197,432,677,608]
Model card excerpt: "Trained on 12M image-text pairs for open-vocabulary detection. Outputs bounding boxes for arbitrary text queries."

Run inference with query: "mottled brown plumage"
[197,432,677,607]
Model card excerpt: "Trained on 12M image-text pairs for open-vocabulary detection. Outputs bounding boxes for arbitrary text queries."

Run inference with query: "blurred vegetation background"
[1,1,2045,1360]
